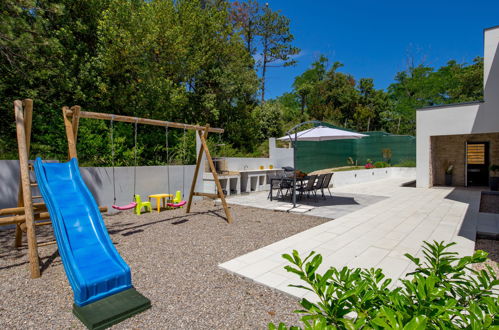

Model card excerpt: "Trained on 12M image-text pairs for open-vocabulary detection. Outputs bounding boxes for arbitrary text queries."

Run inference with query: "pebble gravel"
[0,200,330,329]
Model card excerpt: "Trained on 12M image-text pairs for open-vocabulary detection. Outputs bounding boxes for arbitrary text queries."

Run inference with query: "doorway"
[466,142,489,186]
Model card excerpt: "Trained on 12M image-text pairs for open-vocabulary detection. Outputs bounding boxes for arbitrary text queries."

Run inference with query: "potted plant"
[490,164,499,191]
[445,164,454,186]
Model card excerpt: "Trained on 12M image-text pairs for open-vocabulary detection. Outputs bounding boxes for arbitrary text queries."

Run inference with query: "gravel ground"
[0,201,329,329]
[474,238,499,276]
[479,192,499,214]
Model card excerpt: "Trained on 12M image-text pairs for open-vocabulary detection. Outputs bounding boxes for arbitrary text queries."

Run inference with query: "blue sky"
[261,0,499,99]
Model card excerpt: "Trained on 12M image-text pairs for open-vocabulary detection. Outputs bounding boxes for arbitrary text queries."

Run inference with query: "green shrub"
[393,160,416,167]
[270,241,498,329]
[373,161,389,168]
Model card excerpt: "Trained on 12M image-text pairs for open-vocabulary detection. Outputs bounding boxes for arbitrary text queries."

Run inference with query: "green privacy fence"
[295,130,416,173]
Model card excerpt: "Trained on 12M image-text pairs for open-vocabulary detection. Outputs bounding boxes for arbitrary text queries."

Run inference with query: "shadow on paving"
[272,195,359,206]
[444,188,481,241]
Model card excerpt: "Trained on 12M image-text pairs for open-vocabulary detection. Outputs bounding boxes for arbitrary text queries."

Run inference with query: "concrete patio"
[220,177,499,300]
[226,189,387,219]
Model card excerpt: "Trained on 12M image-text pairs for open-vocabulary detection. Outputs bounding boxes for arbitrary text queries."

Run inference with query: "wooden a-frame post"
[186,125,233,224]
[14,100,41,278]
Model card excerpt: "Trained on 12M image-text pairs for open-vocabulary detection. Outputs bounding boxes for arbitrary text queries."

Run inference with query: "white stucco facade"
[416,26,499,187]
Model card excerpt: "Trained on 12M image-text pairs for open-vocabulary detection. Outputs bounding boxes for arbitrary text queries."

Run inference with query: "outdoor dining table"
[268,175,311,201]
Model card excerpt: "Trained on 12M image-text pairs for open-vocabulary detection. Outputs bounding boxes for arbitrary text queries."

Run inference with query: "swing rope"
[111,115,116,205]
[111,117,139,211]
[165,125,170,194]
[133,118,138,198]
[182,125,186,197]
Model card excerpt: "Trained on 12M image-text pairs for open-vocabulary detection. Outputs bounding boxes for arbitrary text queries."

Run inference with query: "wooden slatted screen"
[467,144,485,165]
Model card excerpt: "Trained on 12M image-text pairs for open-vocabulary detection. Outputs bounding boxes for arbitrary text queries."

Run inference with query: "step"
[72,288,151,330]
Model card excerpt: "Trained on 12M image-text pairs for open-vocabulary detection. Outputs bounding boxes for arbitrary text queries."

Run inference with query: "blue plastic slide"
[35,158,132,306]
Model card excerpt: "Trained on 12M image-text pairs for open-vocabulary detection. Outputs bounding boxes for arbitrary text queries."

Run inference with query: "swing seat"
[167,190,186,208]
[167,200,186,208]
[112,202,137,211]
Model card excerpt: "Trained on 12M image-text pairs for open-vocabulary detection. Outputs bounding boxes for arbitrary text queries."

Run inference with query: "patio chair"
[297,174,318,201]
[280,175,296,197]
[319,172,334,198]
[268,174,284,199]
[313,173,326,196]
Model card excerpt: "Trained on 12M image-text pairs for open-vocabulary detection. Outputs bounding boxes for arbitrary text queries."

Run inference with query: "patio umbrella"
[278,122,367,207]
[277,125,367,142]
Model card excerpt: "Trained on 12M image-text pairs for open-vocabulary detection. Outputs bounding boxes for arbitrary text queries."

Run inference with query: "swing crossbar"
[64,109,224,134]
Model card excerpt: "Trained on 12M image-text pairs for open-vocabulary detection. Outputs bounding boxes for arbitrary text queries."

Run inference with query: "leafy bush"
[373,161,389,168]
[393,160,416,167]
[270,241,498,329]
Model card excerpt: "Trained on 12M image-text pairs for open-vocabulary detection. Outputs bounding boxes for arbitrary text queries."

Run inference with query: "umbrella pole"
[292,131,297,208]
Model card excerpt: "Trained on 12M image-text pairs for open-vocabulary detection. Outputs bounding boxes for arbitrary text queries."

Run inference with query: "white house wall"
[416,26,499,188]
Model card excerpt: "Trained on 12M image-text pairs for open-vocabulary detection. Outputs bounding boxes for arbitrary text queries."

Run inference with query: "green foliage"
[271,241,498,329]
[386,58,483,135]
[0,0,268,163]
[373,161,389,168]
[0,0,483,163]
[393,160,416,167]
[272,55,483,136]
[253,101,284,139]
[489,164,499,174]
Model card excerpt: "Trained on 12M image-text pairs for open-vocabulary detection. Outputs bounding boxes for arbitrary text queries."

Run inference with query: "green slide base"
[72,288,151,330]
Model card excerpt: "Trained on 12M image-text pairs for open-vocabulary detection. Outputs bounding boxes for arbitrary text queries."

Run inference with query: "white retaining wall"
[0,160,201,211]
[330,167,415,188]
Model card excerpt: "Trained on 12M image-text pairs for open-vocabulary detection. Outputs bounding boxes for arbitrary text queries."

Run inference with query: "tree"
[387,58,483,134]
[258,2,299,102]
[230,0,261,56]
[253,101,284,139]
[293,55,328,116]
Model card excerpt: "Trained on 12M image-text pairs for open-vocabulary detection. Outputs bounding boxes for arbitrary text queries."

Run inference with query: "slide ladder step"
[73,288,151,330]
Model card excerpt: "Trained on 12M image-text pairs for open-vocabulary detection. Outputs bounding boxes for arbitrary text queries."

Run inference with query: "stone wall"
[431,133,499,186]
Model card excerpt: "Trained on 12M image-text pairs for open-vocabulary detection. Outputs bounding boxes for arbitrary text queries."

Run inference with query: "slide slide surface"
[35,158,132,306]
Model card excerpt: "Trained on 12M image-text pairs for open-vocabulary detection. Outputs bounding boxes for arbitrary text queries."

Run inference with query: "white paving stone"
[219,178,494,298]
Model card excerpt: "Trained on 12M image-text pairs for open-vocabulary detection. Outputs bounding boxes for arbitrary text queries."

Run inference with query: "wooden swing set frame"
[61,106,233,225]
[0,99,232,279]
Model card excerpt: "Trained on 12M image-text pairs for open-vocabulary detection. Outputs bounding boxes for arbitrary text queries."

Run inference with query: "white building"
[416,26,499,188]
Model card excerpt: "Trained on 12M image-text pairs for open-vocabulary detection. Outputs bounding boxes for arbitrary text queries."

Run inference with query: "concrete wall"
[220,157,273,171]
[331,167,415,188]
[197,137,294,172]
[0,160,22,210]
[269,138,294,169]
[416,26,499,188]
[218,138,293,171]
[80,165,200,211]
[0,160,201,211]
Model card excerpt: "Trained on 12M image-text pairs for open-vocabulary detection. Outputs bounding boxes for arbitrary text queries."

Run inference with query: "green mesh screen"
[295,130,415,173]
